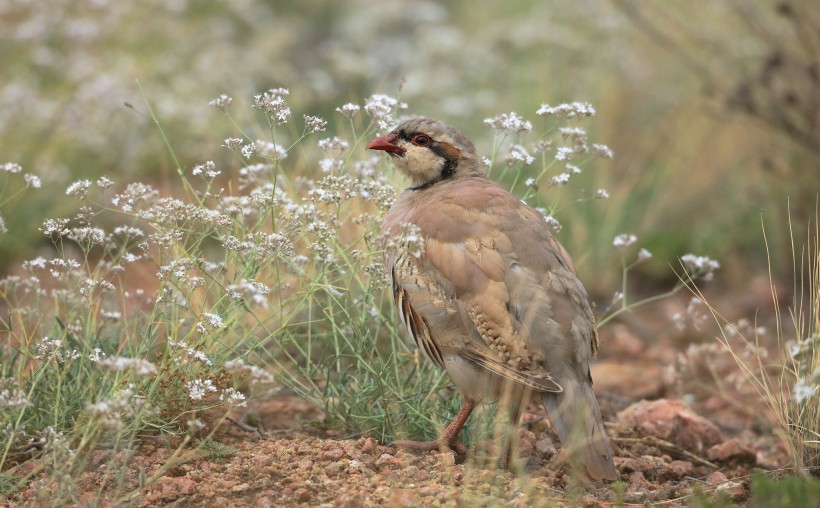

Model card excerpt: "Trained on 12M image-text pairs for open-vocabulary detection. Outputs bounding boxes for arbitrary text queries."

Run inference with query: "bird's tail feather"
[542,380,618,481]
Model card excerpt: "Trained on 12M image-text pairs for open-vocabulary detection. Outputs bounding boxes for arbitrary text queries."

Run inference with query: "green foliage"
[195,438,239,463]
[749,475,820,508]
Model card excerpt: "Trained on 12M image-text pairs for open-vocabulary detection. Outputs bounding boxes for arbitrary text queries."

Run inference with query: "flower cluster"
[86,384,147,429]
[253,88,291,125]
[364,94,407,130]
[536,102,597,119]
[484,112,532,134]
[680,253,721,281]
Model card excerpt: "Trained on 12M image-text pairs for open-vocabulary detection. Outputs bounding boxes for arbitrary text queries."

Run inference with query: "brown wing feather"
[460,348,562,392]
[392,264,445,368]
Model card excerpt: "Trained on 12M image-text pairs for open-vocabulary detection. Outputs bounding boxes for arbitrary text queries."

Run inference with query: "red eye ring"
[412,134,431,146]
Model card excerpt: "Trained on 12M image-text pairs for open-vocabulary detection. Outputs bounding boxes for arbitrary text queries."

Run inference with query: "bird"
[367,117,619,481]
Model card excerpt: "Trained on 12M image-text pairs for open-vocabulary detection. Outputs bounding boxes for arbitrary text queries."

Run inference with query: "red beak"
[367,133,405,156]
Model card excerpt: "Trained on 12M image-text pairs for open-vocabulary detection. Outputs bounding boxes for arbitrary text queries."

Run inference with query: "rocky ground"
[8,391,788,507]
[6,290,797,507]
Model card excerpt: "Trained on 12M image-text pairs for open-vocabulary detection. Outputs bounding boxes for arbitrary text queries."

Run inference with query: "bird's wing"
[386,179,595,393]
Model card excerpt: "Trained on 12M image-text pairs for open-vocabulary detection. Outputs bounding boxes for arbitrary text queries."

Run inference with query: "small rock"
[333,494,365,508]
[322,448,345,461]
[362,437,377,453]
[386,488,419,506]
[254,490,278,508]
[617,398,722,453]
[157,477,197,500]
[706,471,728,484]
[616,457,642,473]
[293,487,311,503]
[659,460,694,481]
[707,438,757,464]
[375,453,405,469]
[714,478,747,502]
[297,458,313,470]
[439,451,456,467]
[394,449,419,465]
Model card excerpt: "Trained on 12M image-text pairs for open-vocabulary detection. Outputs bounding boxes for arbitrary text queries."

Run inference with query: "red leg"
[394,400,476,460]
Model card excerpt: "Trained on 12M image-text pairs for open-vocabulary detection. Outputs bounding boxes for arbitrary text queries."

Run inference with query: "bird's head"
[367,117,484,190]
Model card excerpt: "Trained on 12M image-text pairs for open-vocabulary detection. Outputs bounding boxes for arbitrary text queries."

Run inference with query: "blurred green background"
[1,0,817,296]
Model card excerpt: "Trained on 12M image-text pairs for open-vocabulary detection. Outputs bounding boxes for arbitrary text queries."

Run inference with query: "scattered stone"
[707,438,757,464]
[659,460,694,481]
[375,453,406,470]
[617,398,723,452]
[322,447,345,461]
[386,488,420,506]
[362,437,377,453]
[293,487,311,502]
[154,476,197,501]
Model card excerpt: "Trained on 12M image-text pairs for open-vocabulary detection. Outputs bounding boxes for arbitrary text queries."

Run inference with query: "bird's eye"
[412,134,431,146]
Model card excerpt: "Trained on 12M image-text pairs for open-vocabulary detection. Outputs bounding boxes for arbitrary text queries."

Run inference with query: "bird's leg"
[496,390,524,470]
[394,399,476,461]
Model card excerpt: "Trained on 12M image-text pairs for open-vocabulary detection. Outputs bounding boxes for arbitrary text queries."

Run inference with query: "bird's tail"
[542,379,618,481]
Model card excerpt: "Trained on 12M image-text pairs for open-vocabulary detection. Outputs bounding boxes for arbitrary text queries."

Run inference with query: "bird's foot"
[393,438,468,463]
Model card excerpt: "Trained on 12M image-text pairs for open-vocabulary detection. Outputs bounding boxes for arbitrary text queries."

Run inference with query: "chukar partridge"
[368,117,618,481]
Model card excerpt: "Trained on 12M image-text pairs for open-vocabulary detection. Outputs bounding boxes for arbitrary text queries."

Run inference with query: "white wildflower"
[35,337,80,363]
[549,173,571,186]
[793,379,817,404]
[24,174,41,188]
[186,378,218,401]
[220,388,247,407]
[187,418,207,433]
[67,227,106,246]
[2,162,22,173]
[613,233,638,251]
[336,103,360,119]
[304,114,327,133]
[543,214,562,233]
[484,112,532,134]
[192,160,221,180]
[253,88,291,125]
[637,248,653,262]
[66,179,92,199]
[505,144,535,165]
[254,140,287,160]
[222,137,244,150]
[554,147,574,161]
[673,297,709,331]
[592,143,614,158]
[23,257,48,271]
[99,356,157,376]
[680,253,721,281]
[0,214,5,234]
[96,176,114,189]
[240,143,256,159]
[0,378,28,410]
[536,102,596,119]
[197,312,224,334]
[525,177,538,189]
[364,94,407,130]
[86,385,145,429]
[209,94,232,110]
[169,341,213,366]
[594,188,610,199]
[318,136,349,156]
